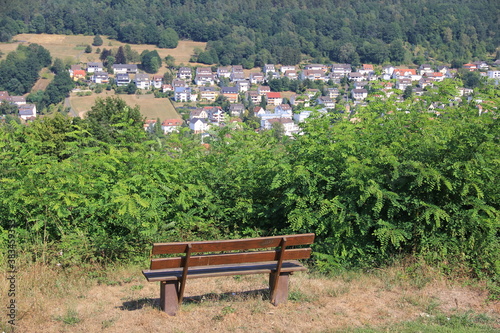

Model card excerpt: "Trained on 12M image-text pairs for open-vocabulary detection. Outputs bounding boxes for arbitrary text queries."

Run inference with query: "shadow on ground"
[119,288,270,311]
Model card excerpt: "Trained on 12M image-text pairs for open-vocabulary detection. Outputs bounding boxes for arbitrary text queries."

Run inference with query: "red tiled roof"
[267,92,281,98]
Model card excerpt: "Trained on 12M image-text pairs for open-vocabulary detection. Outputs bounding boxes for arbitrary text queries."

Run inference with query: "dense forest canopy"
[0,0,498,66]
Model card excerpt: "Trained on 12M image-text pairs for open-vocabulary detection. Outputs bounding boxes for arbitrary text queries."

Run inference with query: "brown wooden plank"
[151,233,315,255]
[150,248,312,270]
[143,260,307,282]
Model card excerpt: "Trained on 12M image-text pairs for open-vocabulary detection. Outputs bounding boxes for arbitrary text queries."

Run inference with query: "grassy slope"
[0,262,498,332]
[69,91,179,120]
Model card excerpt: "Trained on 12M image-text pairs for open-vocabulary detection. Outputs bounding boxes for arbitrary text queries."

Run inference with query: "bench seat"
[143,233,314,315]
[143,260,307,282]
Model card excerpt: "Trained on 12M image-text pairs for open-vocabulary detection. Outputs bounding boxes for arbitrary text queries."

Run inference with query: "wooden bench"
[142,233,315,315]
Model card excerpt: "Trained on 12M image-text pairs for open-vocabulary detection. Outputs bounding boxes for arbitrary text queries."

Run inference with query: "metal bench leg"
[160,280,180,315]
[269,272,290,306]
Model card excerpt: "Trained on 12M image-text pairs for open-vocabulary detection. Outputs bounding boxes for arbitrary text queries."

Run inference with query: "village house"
[86,62,103,73]
[425,72,444,82]
[229,104,245,117]
[143,119,157,132]
[9,96,26,106]
[205,106,225,124]
[162,84,173,92]
[396,78,412,90]
[221,87,239,103]
[249,72,265,84]
[69,65,82,77]
[359,64,374,76]
[217,66,231,79]
[112,64,138,74]
[177,67,193,80]
[351,88,368,100]
[348,72,364,82]
[392,68,421,81]
[92,71,109,84]
[236,81,250,92]
[418,77,434,89]
[115,73,131,86]
[189,118,209,134]
[326,88,340,99]
[161,119,183,134]
[419,64,433,75]
[317,96,335,108]
[304,64,328,72]
[190,108,209,120]
[257,86,271,95]
[135,73,150,89]
[195,73,215,86]
[331,63,352,76]
[473,61,488,70]
[174,87,193,102]
[70,66,86,81]
[151,75,163,89]
[253,106,266,117]
[274,104,293,116]
[280,65,296,73]
[172,79,187,88]
[232,65,244,75]
[266,92,283,106]
[301,70,326,81]
[284,70,298,80]
[18,104,37,120]
[199,87,218,101]
[263,64,276,75]
[261,118,299,136]
[463,63,477,71]
[230,72,246,83]
[246,91,262,104]
[289,94,310,107]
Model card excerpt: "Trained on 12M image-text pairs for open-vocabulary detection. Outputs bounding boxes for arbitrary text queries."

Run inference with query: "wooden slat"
[150,248,312,270]
[143,260,307,282]
[151,233,315,255]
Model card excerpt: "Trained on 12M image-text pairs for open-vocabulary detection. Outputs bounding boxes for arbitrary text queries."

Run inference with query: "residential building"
[18,104,37,120]
[86,62,103,73]
[112,64,138,74]
[174,87,192,102]
[135,73,150,89]
[92,71,109,84]
[162,119,183,134]
[116,73,131,86]
[177,67,193,80]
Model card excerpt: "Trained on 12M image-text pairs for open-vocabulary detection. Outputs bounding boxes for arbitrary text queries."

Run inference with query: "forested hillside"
[1,0,498,67]
[1,92,498,280]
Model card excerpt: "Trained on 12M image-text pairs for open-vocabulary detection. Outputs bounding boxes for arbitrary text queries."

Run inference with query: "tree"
[403,85,413,100]
[0,100,18,115]
[92,35,103,46]
[126,82,137,94]
[164,55,175,68]
[158,28,179,49]
[84,97,146,145]
[85,45,92,53]
[141,50,162,73]
[115,46,126,64]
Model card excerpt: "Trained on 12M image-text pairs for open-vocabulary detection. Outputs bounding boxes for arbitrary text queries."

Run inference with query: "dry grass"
[31,68,54,93]
[1,34,206,69]
[1,262,498,333]
[68,91,179,121]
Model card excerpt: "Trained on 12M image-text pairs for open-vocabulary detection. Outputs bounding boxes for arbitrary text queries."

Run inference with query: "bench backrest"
[149,233,315,270]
